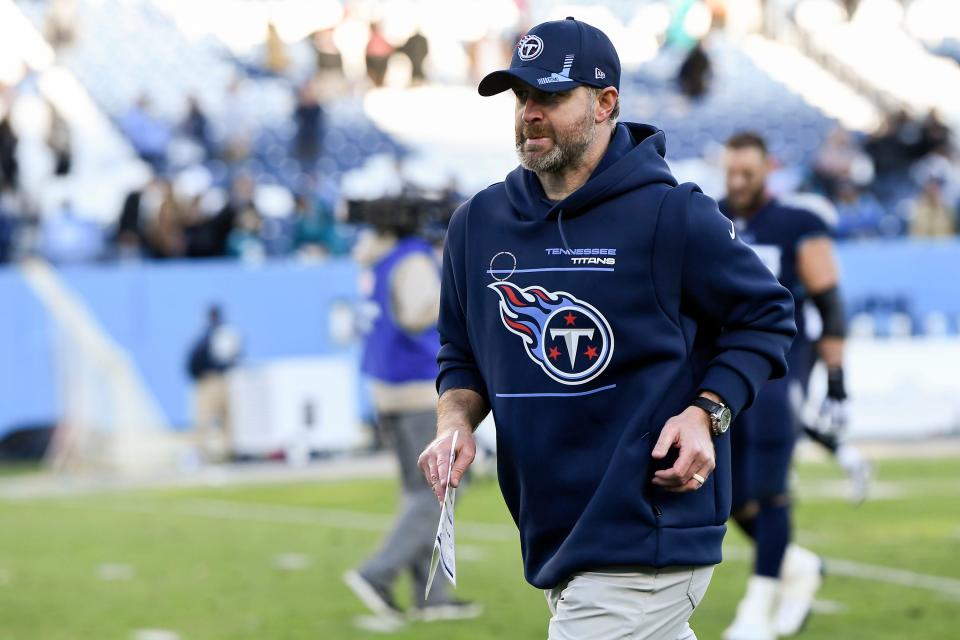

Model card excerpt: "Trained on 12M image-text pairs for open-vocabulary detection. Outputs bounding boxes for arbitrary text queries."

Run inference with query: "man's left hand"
[651,406,716,492]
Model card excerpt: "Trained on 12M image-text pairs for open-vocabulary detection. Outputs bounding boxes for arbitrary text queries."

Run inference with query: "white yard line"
[81,498,960,600]
[91,498,519,542]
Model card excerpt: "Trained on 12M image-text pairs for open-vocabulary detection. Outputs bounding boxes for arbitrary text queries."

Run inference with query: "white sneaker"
[723,575,779,640]
[775,545,824,636]
[343,570,403,621]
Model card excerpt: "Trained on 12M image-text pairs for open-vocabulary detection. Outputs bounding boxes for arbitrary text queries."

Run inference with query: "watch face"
[718,408,732,433]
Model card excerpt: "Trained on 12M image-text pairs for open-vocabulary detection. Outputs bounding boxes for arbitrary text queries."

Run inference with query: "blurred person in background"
[0,110,18,193]
[219,78,254,164]
[119,94,172,173]
[186,304,243,464]
[226,206,265,261]
[46,101,72,177]
[291,190,346,257]
[909,173,956,237]
[833,179,889,239]
[145,178,186,258]
[864,110,917,200]
[812,127,873,200]
[677,39,712,99]
[398,29,429,87]
[113,176,165,260]
[43,0,77,52]
[418,18,796,640]
[293,80,323,165]
[313,28,344,77]
[181,95,213,160]
[0,191,17,263]
[311,28,347,100]
[39,199,103,264]
[263,22,291,76]
[720,132,871,640]
[343,194,481,623]
[915,109,951,160]
[365,22,394,88]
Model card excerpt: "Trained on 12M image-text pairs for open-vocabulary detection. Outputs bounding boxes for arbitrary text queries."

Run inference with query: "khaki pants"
[193,374,231,459]
[545,565,714,640]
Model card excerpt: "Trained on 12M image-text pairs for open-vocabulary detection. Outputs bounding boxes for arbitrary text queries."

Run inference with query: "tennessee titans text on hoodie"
[436,122,797,589]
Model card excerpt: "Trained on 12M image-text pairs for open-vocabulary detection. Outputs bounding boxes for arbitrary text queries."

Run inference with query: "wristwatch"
[691,396,732,436]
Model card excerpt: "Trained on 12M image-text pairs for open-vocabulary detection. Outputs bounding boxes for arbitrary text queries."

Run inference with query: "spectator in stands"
[183,195,235,259]
[145,179,186,258]
[310,28,347,99]
[0,111,18,193]
[365,22,394,88]
[313,28,344,77]
[119,94,172,172]
[181,95,213,159]
[841,0,862,19]
[813,127,874,199]
[264,22,291,76]
[399,29,429,86]
[291,191,343,256]
[46,101,72,176]
[833,179,890,239]
[677,39,712,99]
[227,207,265,261]
[910,173,956,237]
[916,109,951,159]
[186,304,243,463]
[114,176,164,260]
[293,80,323,165]
[219,79,254,164]
[39,200,104,264]
[217,173,256,241]
[0,194,17,263]
[866,110,916,175]
[43,0,77,52]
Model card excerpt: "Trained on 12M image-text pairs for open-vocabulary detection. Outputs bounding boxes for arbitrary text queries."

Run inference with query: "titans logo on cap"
[489,281,614,385]
[516,34,544,61]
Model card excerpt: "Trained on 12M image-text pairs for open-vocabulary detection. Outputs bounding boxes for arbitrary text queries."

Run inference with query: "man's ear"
[595,87,619,123]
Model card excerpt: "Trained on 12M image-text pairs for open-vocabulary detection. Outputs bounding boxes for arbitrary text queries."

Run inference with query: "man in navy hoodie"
[418,18,797,639]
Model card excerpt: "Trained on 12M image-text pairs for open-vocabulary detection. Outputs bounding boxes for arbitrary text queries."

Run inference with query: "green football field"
[1,456,958,639]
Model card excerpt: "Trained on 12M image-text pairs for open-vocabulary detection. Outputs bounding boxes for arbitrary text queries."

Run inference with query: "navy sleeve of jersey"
[791,207,832,243]
[436,200,490,401]
[681,191,798,418]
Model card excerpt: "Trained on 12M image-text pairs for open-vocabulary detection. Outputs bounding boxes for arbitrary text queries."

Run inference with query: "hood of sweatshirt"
[503,122,678,221]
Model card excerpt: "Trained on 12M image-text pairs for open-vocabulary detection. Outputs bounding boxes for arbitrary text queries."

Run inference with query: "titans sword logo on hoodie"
[488,281,614,385]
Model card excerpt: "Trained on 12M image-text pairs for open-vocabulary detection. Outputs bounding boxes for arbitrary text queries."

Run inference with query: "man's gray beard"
[516,113,596,174]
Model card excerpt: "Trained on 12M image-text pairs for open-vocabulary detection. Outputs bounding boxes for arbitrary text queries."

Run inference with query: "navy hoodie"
[437,122,796,589]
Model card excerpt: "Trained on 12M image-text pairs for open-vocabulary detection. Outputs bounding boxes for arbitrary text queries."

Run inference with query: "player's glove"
[816,367,848,437]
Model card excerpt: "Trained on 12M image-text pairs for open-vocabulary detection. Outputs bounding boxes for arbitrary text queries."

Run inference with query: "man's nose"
[521,97,544,123]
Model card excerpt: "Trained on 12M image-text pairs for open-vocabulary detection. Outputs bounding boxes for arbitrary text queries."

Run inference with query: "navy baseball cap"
[478,17,620,97]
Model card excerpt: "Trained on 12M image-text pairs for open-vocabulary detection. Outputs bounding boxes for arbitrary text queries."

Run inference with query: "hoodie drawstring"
[557,209,572,252]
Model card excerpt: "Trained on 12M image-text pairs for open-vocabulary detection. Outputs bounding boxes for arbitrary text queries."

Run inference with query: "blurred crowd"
[0,0,958,268]
[807,109,958,239]
[0,1,523,266]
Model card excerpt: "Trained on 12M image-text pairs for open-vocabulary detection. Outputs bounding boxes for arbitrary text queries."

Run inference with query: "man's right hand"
[418,426,476,503]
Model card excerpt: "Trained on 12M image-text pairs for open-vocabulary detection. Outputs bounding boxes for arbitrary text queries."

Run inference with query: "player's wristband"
[827,367,847,400]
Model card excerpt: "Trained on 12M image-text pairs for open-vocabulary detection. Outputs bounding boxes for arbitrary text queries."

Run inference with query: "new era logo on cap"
[477,17,621,97]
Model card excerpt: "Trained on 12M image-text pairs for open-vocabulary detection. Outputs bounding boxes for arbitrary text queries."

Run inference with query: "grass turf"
[0,457,958,639]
